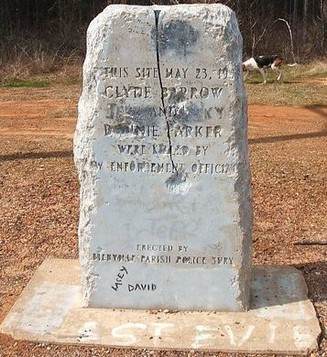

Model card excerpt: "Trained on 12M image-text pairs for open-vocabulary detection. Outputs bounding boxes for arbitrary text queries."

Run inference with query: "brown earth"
[0,83,326,356]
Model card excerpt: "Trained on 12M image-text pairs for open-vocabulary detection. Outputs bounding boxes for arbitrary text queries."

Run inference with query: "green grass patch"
[304,61,327,77]
[4,78,50,88]
[245,79,326,107]
[245,63,326,107]
[283,62,327,79]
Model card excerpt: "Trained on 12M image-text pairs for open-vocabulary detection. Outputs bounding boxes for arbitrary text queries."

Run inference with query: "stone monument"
[0,4,321,354]
[74,4,252,311]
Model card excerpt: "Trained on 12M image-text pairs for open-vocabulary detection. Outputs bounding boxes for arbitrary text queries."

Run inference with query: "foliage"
[0,0,326,76]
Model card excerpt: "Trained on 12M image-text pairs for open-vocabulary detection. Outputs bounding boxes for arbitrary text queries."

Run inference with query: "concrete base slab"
[0,259,321,354]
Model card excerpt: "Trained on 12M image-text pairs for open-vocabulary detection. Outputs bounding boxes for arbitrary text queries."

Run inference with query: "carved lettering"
[162,86,223,100]
[195,146,209,156]
[93,251,235,266]
[176,256,207,265]
[104,123,160,138]
[117,144,147,155]
[105,85,151,99]
[171,125,222,138]
[136,244,173,252]
[90,160,103,169]
[204,107,224,120]
[135,67,158,78]
[165,67,189,79]
[107,160,185,174]
[152,144,189,156]
[140,255,171,264]
[96,66,129,78]
[211,257,234,265]
[191,163,237,175]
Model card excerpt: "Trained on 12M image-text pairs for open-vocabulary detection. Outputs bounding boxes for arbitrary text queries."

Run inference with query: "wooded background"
[0,0,326,70]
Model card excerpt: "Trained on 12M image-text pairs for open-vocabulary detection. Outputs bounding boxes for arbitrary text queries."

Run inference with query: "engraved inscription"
[162,86,223,100]
[75,5,251,309]
[135,67,159,78]
[171,124,222,138]
[93,244,235,268]
[104,123,159,138]
[95,66,228,80]
[136,244,173,252]
[104,123,223,139]
[165,67,188,78]
[105,85,151,99]
[105,104,224,122]
[103,160,237,176]
[103,85,224,100]
[94,252,235,266]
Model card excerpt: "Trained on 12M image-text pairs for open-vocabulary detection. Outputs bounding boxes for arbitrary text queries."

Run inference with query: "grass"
[245,80,326,107]
[244,62,327,107]
[294,60,327,78]
[4,78,49,88]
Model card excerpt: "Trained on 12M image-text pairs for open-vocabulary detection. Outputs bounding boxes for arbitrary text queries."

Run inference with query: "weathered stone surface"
[74,4,251,311]
[0,260,321,354]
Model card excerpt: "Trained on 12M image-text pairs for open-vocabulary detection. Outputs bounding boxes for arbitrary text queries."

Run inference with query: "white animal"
[242,55,284,84]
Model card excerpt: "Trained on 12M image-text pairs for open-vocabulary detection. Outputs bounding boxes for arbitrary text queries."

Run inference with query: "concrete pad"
[0,259,321,354]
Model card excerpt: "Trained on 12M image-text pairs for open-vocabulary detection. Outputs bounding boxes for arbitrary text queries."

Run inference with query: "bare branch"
[276,18,296,63]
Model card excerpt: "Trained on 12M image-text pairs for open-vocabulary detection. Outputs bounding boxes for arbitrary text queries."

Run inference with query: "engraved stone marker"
[74,4,252,311]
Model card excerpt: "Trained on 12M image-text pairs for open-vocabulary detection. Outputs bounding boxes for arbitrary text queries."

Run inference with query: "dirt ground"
[0,82,326,356]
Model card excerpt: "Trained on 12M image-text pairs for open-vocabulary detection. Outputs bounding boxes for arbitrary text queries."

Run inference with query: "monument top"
[74,4,252,312]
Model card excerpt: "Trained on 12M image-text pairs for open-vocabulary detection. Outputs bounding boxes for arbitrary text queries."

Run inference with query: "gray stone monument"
[0,5,321,355]
[74,4,252,311]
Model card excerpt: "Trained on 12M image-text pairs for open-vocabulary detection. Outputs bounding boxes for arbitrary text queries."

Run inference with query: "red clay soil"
[0,84,326,356]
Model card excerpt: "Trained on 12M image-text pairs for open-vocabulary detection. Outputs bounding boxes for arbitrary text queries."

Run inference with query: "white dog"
[242,55,284,84]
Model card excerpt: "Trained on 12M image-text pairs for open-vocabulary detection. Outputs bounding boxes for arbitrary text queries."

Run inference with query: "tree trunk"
[303,0,308,43]
[322,0,327,52]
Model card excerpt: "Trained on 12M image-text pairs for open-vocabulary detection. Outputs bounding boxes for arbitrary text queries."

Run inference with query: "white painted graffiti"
[109,321,314,348]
